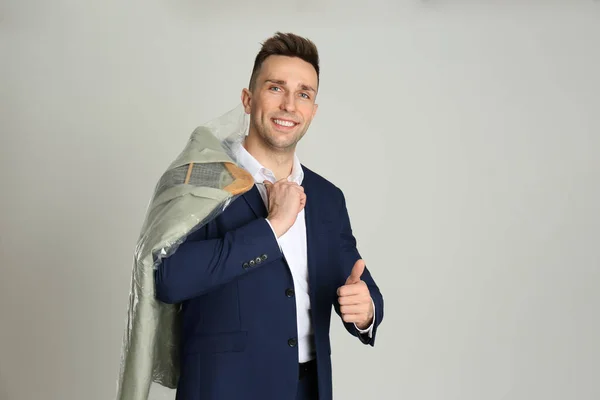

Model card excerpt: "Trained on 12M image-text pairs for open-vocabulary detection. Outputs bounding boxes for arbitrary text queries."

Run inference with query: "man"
[154,32,384,400]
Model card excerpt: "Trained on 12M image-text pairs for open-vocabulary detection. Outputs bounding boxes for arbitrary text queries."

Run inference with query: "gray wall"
[1,1,599,399]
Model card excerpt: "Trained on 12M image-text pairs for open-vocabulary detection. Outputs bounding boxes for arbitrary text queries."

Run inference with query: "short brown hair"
[248,32,320,91]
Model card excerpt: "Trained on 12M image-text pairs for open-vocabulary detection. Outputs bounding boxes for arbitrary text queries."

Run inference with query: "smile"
[272,118,298,128]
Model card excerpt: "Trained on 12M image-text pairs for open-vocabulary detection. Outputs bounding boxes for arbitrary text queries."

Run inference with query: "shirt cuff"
[354,299,375,338]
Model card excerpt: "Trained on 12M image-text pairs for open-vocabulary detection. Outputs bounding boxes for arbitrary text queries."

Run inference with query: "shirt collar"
[234,140,304,185]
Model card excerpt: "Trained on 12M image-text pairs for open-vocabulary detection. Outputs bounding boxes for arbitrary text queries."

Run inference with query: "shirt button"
[285,288,294,297]
[288,338,297,347]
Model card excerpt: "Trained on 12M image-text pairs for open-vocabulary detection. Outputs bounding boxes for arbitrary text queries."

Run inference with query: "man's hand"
[337,259,374,330]
[264,179,306,238]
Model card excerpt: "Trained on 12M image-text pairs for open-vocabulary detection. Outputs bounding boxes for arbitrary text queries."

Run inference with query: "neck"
[244,133,295,181]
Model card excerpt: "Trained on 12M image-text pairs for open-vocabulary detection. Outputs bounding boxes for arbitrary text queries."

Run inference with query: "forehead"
[258,55,318,88]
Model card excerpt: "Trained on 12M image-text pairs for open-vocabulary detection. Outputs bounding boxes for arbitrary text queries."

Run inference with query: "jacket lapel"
[302,167,320,302]
[241,184,267,218]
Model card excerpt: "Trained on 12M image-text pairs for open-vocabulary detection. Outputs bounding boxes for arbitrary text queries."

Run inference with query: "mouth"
[271,118,299,130]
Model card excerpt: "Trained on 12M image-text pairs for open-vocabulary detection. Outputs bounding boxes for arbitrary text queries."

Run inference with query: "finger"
[263,181,273,191]
[299,201,306,212]
[337,293,369,305]
[290,184,305,193]
[337,282,367,297]
[340,304,369,315]
[299,194,307,206]
[346,259,366,284]
[341,314,364,324]
[266,178,285,188]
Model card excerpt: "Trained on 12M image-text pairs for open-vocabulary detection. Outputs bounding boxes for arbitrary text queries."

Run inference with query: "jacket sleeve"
[154,217,283,304]
[332,189,385,346]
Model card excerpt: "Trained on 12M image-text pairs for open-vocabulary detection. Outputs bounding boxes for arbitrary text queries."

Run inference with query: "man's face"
[241,55,319,152]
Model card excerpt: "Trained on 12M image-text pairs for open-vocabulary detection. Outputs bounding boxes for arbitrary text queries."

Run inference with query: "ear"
[312,103,319,119]
[241,88,252,114]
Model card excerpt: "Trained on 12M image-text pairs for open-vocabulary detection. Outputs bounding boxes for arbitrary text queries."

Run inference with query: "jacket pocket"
[184,330,248,354]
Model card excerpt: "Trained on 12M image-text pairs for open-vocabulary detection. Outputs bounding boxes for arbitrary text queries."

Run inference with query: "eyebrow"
[265,79,316,93]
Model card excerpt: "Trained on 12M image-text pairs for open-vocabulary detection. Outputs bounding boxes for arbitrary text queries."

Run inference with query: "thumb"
[346,259,365,284]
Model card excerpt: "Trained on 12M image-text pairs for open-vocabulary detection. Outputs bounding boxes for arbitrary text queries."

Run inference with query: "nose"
[279,91,296,112]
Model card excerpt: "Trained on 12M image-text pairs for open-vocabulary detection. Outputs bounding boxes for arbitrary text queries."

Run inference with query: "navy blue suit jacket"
[154,165,384,400]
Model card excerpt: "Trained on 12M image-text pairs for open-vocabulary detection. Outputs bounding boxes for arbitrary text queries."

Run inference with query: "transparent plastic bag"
[115,104,253,400]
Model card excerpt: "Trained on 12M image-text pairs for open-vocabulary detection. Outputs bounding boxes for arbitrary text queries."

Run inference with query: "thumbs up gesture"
[337,259,374,330]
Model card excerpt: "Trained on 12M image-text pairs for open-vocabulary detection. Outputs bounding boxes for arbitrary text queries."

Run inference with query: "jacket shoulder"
[301,164,344,199]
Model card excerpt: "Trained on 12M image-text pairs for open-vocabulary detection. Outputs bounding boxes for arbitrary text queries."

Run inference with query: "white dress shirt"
[234,142,374,363]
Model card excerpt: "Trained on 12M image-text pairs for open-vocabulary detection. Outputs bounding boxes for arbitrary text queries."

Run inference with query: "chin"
[264,135,298,150]
[268,140,297,151]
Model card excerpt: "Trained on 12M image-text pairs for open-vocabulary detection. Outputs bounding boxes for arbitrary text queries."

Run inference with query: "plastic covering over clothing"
[115,105,254,400]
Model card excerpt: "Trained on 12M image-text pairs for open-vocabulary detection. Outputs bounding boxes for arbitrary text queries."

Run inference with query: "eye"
[300,93,310,99]
[269,86,282,92]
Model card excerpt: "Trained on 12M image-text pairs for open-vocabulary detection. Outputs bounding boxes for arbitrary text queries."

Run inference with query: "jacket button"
[288,338,297,347]
[261,254,268,261]
[242,262,249,269]
[255,257,262,264]
[249,260,255,267]
[285,288,294,297]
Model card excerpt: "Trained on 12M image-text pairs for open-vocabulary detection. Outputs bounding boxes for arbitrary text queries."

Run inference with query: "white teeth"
[274,119,295,127]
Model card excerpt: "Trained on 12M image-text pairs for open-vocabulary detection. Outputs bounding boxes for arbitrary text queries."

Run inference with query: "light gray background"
[1,1,599,399]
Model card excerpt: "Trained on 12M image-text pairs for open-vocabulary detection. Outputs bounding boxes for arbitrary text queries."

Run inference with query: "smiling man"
[154,32,384,400]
